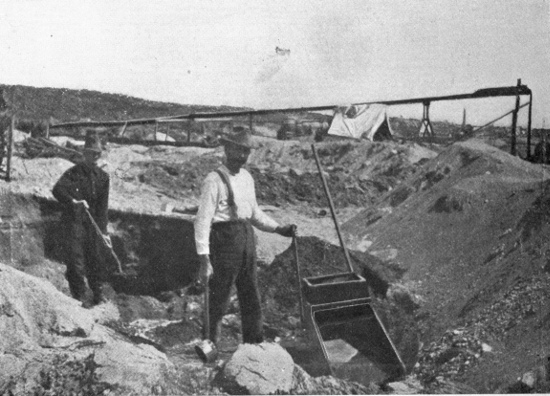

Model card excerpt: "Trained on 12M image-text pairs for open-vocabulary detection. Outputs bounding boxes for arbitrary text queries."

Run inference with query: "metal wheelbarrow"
[291,145,405,383]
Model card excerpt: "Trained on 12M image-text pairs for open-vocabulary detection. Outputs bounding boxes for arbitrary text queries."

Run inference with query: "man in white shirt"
[194,128,295,345]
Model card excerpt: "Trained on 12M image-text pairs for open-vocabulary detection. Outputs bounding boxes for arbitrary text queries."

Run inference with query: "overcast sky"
[1,0,549,126]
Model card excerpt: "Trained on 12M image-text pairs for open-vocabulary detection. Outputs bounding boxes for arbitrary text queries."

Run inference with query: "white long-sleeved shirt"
[194,165,280,255]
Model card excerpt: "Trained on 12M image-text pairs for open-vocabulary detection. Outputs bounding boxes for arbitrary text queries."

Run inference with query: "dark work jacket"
[52,163,110,233]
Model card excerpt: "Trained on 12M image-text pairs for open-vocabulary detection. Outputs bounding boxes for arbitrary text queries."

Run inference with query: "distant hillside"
[0,84,248,123]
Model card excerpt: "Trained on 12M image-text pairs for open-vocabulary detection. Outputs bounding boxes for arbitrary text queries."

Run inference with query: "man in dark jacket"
[53,130,111,308]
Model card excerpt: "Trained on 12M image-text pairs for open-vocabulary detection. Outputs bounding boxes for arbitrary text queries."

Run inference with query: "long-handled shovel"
[195,270,218,363]
[292,225,305,328]
[83,207,124,274]
[311,144,354,272]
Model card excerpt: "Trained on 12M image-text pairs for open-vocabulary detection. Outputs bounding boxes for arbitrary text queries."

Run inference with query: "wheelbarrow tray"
[310,301,406,383]
[302,272,369,305]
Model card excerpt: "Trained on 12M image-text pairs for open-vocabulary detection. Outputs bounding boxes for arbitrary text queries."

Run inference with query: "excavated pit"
[39,199,201,295]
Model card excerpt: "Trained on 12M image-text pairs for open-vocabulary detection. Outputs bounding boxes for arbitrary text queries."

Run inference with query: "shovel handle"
[204,279,210,340]
[83,207,124,274]
[292,230,305,327]
[311,144,354,273]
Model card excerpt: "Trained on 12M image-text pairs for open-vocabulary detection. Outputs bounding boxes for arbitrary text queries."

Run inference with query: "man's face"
[224,143,251,170]
[83,149,101,166]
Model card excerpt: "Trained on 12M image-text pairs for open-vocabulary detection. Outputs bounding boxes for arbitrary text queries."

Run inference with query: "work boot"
[81,299,94,309]
[93,293,108,305]
[92,282,112,305]
[78,290,95,309]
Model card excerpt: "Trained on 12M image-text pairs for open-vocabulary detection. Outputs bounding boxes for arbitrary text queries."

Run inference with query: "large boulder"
[215,341,379,395]
[0,262,95,354]
[216,342,294,395]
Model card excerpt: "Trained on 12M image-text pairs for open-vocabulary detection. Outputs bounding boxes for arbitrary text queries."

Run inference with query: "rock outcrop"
[0,263,188,395]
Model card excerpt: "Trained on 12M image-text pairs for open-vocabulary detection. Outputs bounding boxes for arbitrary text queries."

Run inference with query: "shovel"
[195,269,218,363]
[292,225,305,328]
[82,207,124,274]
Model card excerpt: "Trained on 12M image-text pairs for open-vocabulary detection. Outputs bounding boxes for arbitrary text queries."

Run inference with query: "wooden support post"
[527,92,533,159]
[6,116,14,182]
[418,101,435,140]
[542,130,547,164]
[45,122,50,139]
[119,122,128,137]
[510,79,521,156]
[154,122,158,142]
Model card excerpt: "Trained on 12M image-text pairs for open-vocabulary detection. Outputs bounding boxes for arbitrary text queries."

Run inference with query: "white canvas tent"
[328,103,393,141]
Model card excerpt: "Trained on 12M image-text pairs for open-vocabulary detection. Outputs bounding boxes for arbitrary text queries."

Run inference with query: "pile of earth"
[126,137,437,209]
[258,235,421,371]
[341,139,550,392]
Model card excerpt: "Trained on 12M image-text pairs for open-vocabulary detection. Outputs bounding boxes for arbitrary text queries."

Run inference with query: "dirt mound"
[252,139,435,207]
[11,135,434,218]
[342,139,550,391]
[258,236,420,371]
[115,138,434,211]
[259,236,384,324]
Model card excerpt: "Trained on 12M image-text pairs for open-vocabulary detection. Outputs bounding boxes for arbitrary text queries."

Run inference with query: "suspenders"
[215,168,238,217]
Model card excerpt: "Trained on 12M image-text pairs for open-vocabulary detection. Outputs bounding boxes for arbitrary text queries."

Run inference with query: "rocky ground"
[1,129,550,394]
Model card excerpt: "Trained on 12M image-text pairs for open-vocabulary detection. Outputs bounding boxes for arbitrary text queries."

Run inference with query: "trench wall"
[0,190,200,296]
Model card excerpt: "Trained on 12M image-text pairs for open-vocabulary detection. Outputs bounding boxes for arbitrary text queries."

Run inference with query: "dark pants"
[208,221,263,344]
[63,209,106,304]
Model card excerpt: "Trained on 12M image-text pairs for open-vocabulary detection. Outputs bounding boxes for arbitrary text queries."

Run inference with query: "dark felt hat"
[84,129,102,153]
[220,128,258,149]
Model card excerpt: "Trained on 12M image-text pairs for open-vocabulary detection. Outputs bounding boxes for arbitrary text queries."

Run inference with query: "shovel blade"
[195,339,218,363]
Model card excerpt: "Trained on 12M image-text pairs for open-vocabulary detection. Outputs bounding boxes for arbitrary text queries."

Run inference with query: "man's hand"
[72,199,89,210]
[275,224,297,238]
[103,234,112,248]
[198,254,213,282]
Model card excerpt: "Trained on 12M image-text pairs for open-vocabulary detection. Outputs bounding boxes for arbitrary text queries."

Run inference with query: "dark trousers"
[63,209,106,303]
[208,221,263,344]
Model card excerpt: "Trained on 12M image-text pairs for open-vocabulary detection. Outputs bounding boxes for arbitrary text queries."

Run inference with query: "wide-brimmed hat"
[220,128,258,149]
[84,129,102,153]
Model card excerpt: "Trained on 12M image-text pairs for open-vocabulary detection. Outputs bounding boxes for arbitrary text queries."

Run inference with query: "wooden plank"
[106,136,216,148]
